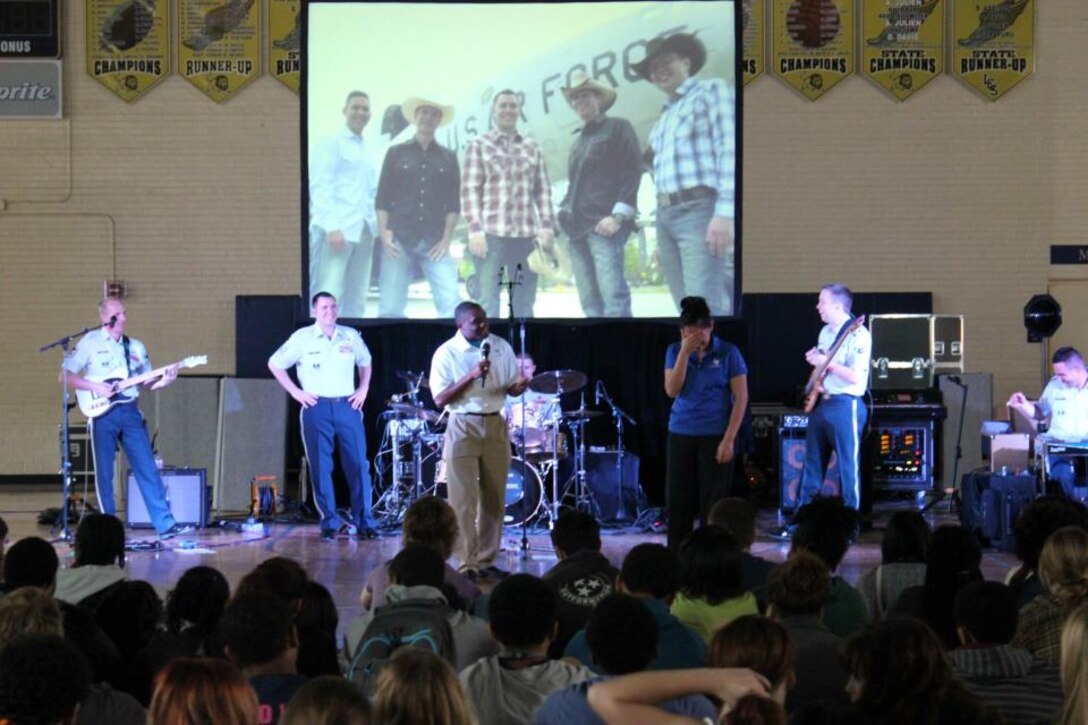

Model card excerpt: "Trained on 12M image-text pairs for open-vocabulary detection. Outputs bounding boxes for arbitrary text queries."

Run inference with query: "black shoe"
[320,529,336,541]
[481,565,510,580]
[159,524,195,540]
[356,528,379,541]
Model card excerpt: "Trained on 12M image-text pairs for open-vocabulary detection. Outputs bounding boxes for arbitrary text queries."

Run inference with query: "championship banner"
[861,0,943,100]
[176,0,261,102]
[772,0,855,100]
[86,0,170,103]
[742,0,765,85]
[953,0,1033,101]
[268,0,300,93]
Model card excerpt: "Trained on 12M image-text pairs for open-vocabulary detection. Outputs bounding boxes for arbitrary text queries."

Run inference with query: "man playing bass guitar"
[799,284,871,512]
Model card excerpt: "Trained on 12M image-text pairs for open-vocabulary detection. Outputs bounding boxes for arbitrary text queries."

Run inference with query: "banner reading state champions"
[953,0,1034,101]
[861,0,944,101]
[268,0,300,93]
[176,0,261,102]
[772,0,854,100]
[86,0,171,102]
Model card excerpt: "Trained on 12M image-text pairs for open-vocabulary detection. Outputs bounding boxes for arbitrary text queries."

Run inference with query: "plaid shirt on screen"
[460,128,555,237]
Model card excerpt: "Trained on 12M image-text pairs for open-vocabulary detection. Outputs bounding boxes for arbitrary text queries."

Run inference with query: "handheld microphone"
[480,341,491,388]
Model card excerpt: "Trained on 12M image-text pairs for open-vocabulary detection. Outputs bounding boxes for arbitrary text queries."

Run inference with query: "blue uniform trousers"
[800,395,866,511]
[300,397,376,532]
[89,402,177,534]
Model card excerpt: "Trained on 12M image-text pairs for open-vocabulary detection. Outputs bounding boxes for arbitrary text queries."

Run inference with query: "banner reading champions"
[86,0,171,102]
[772,0,855,100]
[742,0,765,84]
[953,0,1033,101]
[861,0,944,100]
[176,0,262,102]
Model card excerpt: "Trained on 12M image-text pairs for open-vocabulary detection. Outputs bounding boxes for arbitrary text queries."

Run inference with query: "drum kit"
[372,366,626,530]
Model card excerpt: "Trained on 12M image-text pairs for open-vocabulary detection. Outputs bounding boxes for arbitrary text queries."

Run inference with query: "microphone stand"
[499,266,533,560]
[39,320,110,541]
[598,381,637,522]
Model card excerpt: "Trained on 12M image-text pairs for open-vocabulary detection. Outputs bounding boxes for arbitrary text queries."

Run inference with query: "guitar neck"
[115,363,178,391]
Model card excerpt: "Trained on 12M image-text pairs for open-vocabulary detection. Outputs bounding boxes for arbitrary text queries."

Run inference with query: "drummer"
[505,354,560,450]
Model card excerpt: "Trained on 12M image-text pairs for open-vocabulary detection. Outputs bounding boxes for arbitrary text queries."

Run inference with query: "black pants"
[666,432,734,550]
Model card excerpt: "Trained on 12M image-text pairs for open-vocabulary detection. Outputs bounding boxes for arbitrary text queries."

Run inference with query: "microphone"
[106,315,117,328]
[480,341,491,388]
[515,263,523,285]
[498,266,507,287]
[595,380,602,405]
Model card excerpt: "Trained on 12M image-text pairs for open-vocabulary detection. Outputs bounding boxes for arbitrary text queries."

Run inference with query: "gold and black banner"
[268,0,300,93]
[742,0,765,85]
[176,0,261,102]
[86,0,170,102]
[953,0,1033,101]
[861,0,943,100]
[772,0,855,100]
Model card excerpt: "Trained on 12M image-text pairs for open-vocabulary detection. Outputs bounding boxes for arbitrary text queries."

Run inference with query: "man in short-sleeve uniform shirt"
[268,292,378,539]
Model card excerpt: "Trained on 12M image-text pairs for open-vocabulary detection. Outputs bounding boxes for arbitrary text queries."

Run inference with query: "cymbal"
[529,369,587,395]
[562,409,604,420]
[387,401,440,423]
[396,370,428,388]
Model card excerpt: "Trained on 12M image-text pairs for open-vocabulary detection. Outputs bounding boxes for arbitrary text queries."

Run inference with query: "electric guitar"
[76,355,208,418]
[802,316,866,413]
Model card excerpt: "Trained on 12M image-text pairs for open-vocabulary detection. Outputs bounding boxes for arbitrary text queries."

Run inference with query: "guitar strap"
[122,336,133,377]
[826,315,857,359]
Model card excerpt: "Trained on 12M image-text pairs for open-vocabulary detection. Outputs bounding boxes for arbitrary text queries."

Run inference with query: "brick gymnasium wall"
[2,3,1086,475]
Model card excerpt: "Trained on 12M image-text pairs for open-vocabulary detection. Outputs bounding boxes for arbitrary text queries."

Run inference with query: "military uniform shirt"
[268,323,372,398]
[64,328,151,401]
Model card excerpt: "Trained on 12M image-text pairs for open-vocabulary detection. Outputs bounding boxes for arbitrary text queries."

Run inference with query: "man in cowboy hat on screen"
[375,96,463,318]
[556,71,641,318]
[634,32,736,317]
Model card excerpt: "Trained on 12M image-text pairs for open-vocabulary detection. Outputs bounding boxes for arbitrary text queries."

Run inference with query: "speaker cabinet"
[585,451,643,523]
[127,468,208,528]
[779,430,839,514]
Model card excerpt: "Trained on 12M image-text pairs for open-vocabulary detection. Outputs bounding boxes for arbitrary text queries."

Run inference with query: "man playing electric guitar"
[798,284,872,512]
[63,297,193,539]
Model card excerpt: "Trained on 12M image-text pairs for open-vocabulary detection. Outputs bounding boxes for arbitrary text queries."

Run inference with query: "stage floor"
[0,489,1020,641]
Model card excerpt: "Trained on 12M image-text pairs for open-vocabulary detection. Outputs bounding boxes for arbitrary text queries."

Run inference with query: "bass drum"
[504,457,544,526]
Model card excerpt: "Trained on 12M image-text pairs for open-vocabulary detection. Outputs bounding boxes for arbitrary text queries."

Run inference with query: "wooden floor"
[0,489,1020,641]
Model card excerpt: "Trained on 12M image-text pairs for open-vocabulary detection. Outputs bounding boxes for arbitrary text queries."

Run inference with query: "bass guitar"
[802,316,866,413]
[76,355,208,418]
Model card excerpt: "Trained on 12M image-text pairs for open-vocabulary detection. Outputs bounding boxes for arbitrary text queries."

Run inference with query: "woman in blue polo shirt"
[663,296,749,550]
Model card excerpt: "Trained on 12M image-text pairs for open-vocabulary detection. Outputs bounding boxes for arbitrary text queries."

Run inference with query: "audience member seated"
[94,579,163,703]
[789,498,867,638]
[721,695,788,725]
[710,615,795,711]
[295,580,341,677]
[1007,496,1088,608]
[459,574,592,725]
[235,556,308,601]
[148,657,259,725]
[795,618,1002,725]
[708,498,777,597]
[345,545,497,672]
[1057,602,1088,725]
[536,593,717,724]
[360,496,480,612]
[564,543,707,672]
[54,514,129,610]
[948,580,1063,725]
[1012,525,1088,664]
[374,648,474,725]
[542,509,617,658]
[138,565,229,679]
[1,534,124,689]
[0,591,144,725]
[220,587,308,725]
[855,511,930,621]
[765,550,850,711]
[282,675,371,725]
[0,635,90,725]
[671,526,758,643]
[888,524,983,650]
[586,666,770,723]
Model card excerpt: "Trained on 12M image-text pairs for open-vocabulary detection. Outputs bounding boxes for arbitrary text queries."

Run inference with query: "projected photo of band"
[304,1,738,320]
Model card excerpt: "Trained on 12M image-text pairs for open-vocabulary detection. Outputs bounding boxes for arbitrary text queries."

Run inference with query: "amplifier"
[779,428,840,514]
[126,468,209,529]
[870,419,934,491]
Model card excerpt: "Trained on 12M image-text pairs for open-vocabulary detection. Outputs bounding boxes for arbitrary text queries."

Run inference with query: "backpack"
[347,597,457,695]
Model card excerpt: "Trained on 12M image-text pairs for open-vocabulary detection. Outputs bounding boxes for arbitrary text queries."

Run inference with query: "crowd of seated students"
[0,492,1087,725]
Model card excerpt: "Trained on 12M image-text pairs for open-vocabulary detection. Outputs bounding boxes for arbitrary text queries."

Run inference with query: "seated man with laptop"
[1007,346,1088,499]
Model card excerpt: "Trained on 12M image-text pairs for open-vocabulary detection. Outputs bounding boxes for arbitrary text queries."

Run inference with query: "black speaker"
[779,430,840,514]
[585,451,643,523]
[235,295,302,378]
[127,468,209,529]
